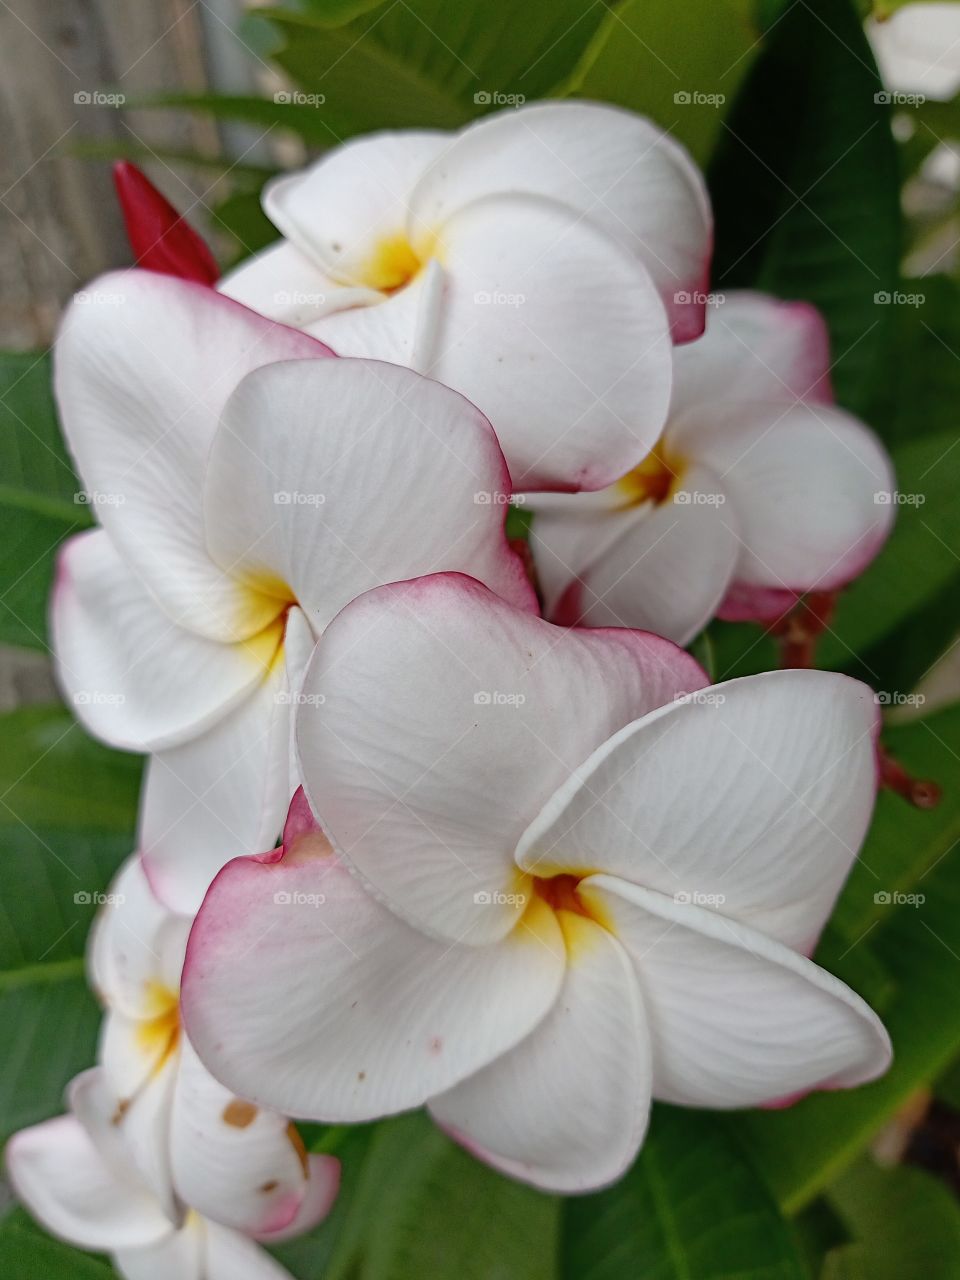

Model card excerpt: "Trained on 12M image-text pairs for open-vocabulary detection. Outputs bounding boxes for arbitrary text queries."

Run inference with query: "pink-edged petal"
[140,653,291,915]
[582,876,891,1107]
[54,270,331,642]
[181,828,566,1122]
[53,531,282,753]
[669,400,896,592]
[716,581,800,624]
[533,463,739,645]
[420,193,672,491]
[517,670,879,954]
[217,239,379,326]
[670,291,833,418]
[431,912,651,1193]
[88,854,191,1020]
[170,1034,330,1237]
[6,1113,172,1252]
[254,1154,340,1243]
[297,572,706,946]
[204,356,536,629]
[409,100,712,340]
[264,130,447,286]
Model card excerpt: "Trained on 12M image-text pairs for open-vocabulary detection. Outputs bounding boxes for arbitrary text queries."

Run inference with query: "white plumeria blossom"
[6,1068,323,1280]
[182,573,891,1194]
[526,292,896,644]
[85,854,338,1239]
[218,101,713,492]
[52,270,534,911]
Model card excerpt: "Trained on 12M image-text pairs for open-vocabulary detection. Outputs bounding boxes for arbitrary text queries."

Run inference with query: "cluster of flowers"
[8,102,895,1275]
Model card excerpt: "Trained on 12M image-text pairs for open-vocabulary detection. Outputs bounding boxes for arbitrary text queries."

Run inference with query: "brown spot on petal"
[357,1071,366,1081]
[223,1100,258,1128]
[111,1098,130,1126]
[429,1037,443,1054]
[260,1180,279,1194]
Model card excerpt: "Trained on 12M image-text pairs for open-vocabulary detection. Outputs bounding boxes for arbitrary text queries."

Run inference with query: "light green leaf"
[562,1107,808,1280]
[0,1210,112,1279]
[0,706,140,1144]
[565,0,763,164]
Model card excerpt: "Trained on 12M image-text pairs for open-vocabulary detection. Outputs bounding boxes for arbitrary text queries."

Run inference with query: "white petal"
[6,1113,171,1251]
[669,400,896,591]
[670,291,833,417]
[203,1219,299,1280]
[410,101,712,339]
[531,463,738,644]
[517,670,880,953]
[88,854,190,1020]
[114,1217,203,1280]
[425,193,672,491]
[53,532,282,752]
[170,1034,326,1237]
[54,271,330,641]
[297,572,706,945]
[217,239,379,325]
[264,130,447,286]
[140,655,291,915]
[583,876,891,1107]
[181,828,565,1122]
[203,356,535,631]
[431,912,651,1193]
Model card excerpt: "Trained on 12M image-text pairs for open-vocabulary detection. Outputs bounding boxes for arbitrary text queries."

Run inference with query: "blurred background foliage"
[2,0,960,1275]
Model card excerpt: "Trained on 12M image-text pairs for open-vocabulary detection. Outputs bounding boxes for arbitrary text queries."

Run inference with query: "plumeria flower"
[183,573,891,1194]
[87,854,338,1237]
[526,292,896,644]
[53,270,534,911]
[218,101,713,491]
[7,1067,330,1280]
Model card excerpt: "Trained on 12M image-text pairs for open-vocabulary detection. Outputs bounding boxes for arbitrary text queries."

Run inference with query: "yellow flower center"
[136,981,180,1076]
[615,441,684,508]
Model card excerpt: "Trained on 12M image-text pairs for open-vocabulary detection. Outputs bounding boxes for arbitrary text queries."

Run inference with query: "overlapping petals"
[184,575,890,1192]
[53,275,533,910]
[220,101,714,490]
[528,291,895,643]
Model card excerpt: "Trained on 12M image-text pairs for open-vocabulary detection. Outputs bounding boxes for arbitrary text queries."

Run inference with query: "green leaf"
[708,0,901,417]
[0,706,140,1144]
[250,0,610,139]
[562,1107,808,1280]
[0,351,89,651]
[565,0,763,165]
[298,1112,557,1280]
[738,703,960,1210]
[824,1159,960,1279]
[0,1209,112,1279]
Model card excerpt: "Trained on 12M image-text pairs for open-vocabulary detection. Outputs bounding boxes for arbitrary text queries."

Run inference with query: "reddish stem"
[877,743,942,809]
[113,161,220,285]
